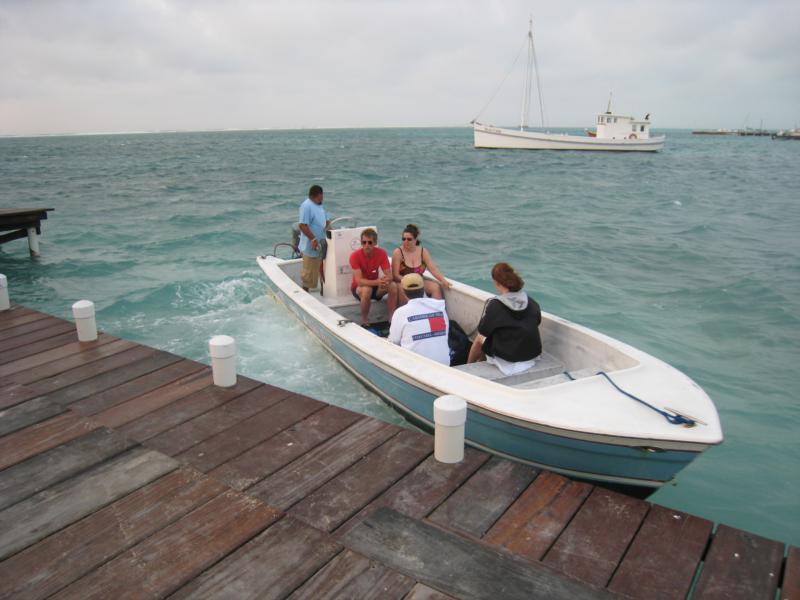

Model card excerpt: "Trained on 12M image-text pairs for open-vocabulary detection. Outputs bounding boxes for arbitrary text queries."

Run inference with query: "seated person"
[350,228,398,325]
[467,262,542,376]
[391,223,451,305]
[389,273,450,365]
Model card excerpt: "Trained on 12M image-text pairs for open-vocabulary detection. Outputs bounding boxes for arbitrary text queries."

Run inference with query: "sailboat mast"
[520,18,533,131]
[530,18,546,129]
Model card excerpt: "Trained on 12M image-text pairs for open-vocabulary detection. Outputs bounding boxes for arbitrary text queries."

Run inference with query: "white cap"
[209,335,236,359]
[434,395,467,426]
[72,299,95,318]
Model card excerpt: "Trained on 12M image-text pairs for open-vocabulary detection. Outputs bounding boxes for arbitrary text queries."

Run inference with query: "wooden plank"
[0,412,101,470]
[0,468,226,600]
[0,304,34,322]
[0,326,76,363]
[0,382,43,410]
[428,455,538,538]
[403,584,457,600]
[18,345,157,400]
[783,546,800,600]
[42,350,184,408]
[175,393,326,473]
[484,471,592,561]
[171,516,342,600]
[335,447,489,539]
[68,357,206,416]
[0,333,120,377]
[0,315,72,343]
[209,405,364,491]
[608,504,713,600]
[290,429,433,532]
[542,486,650,587]
[10,339,139,385]
[0,427,135,511]
[53,489,280,600]
[117,376,262,442]
[289,548,415,600]
[144,384,295,457]
[0,394,66,436]
[0,318,74,352]
[0,447,178,560]
[248,417,401,511]
[91,369,213,428]
[341,507,614,600]
[0,310,50,331]
[692,524,785,600]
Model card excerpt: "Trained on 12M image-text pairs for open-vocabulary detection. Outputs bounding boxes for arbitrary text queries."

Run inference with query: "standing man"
[389,273,450,365]
[298,185,330,292]
[350,228,398,325]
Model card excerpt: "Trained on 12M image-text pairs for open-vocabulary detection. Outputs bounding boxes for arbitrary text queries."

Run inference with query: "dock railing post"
[72,300,98,341]
[209,335,237,387]
[0,274,9,311]
[434,395,467,463]
[27,227,40,257]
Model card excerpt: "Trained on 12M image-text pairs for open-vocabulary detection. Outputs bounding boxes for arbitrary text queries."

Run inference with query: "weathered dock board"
[0,305,796,600]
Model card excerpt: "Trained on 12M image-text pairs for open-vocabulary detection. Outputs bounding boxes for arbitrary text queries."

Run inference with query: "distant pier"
[0,304,797,599]
[0,208,54,256]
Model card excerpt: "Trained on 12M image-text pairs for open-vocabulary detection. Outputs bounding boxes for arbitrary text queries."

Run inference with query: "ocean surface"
[1,128,798,545]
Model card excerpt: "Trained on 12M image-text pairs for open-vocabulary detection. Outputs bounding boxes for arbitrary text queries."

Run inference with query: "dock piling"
[209,335,237,387]
[0,274,9,311]
[71,300,98,341]
[26,227,40,256]
[434,395,467,463]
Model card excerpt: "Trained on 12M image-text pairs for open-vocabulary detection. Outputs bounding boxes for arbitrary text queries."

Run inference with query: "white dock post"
[209,335,237,387]
[27,227,40,256]
[0,274,9,311]
[72,300,98,341]
[434,395,467,463]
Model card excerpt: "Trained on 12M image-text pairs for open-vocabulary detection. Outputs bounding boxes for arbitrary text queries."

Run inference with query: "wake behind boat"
[472,19,665,152]
[257,223,722,492]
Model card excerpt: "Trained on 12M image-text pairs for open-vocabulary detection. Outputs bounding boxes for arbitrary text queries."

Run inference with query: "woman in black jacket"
[467,262,542,376]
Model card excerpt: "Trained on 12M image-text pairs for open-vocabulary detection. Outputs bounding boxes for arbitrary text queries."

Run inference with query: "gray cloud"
[1,0,797,135]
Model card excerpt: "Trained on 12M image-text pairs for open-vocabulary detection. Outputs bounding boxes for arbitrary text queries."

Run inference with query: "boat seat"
[453,352,565,386]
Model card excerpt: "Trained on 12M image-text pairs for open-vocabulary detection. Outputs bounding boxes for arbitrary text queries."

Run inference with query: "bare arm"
[352,268,381,288]
[423,248,451,289]
[391,248,402,282]
[298,224,319,251]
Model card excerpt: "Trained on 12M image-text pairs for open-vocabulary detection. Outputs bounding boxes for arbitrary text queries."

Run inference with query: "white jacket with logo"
[389,297,450,365]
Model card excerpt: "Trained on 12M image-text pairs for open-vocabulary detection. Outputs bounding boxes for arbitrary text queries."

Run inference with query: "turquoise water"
[1,128,798,545]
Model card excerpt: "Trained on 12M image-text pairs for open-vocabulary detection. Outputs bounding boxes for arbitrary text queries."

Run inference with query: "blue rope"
[596,371,695,426]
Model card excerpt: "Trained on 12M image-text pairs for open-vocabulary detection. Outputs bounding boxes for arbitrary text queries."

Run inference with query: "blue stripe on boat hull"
[269,282,698,487]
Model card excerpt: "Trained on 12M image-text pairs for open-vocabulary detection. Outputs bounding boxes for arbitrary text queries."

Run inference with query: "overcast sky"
[1,0,798,136]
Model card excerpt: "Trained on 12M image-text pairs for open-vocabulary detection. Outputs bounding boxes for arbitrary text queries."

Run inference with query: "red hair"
[491,262,524,292]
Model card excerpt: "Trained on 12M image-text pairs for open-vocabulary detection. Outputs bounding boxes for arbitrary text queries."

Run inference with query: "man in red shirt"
[350,228,398,325]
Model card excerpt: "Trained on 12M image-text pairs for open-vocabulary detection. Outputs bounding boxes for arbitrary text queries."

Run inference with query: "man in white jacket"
[389,273,450,365]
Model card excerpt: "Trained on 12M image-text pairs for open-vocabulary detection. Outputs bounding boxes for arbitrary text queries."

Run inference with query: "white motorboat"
[472,19,665,152]
[257,224,722,491]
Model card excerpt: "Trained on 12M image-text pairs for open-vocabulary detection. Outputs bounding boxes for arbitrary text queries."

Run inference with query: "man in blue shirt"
[298,184,330,291]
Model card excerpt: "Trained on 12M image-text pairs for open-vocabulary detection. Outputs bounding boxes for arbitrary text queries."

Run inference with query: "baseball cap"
[401,273,424,291]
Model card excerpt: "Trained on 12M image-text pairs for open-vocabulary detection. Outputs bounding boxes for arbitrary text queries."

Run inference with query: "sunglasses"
[402,237,414,241]
[361,240,375,245]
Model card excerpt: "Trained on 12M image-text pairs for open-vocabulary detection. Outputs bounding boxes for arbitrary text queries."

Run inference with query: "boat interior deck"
[315,291,596,389]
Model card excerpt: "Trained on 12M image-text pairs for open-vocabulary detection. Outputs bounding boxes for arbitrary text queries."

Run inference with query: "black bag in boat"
[448,319,470,366]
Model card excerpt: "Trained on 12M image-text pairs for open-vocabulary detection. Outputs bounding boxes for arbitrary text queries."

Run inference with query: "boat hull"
[474,123,665,152]
[261,266,705,489]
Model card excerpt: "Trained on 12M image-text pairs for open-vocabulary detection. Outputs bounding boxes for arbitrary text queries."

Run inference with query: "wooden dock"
[0,208,54,255]
[0,304,797,599]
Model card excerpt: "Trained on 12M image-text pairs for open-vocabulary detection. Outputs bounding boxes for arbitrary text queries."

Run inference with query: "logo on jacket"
[409,312,446,340]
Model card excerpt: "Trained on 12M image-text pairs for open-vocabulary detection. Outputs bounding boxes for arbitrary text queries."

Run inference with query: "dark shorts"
[352,286,380,300]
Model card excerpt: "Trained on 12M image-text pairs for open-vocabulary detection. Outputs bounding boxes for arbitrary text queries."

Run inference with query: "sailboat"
[472,19,665,152]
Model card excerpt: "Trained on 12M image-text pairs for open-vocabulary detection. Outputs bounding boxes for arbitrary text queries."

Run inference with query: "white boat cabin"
[596,112,653,140]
